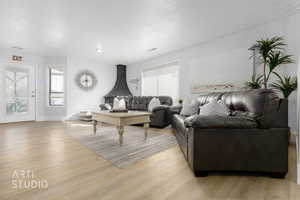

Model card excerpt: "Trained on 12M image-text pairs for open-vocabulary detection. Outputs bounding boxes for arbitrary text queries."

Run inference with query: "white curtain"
[142,62,179,101]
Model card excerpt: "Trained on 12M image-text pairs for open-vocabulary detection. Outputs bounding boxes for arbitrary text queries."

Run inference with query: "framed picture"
[191,83,243,93]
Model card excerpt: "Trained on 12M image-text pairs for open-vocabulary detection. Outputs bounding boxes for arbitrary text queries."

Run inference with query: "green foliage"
[270,73,297,98]
[266,52,294,82]
[253,36,285,61]
[250,36,294,89]
[245,75,263,89]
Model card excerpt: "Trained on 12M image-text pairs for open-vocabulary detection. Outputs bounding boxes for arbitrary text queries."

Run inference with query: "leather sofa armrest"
[150,105,171,128]
[183,115,198,127]
[152,105,170,112]
[259,98,288,128]
[169,105,182,115]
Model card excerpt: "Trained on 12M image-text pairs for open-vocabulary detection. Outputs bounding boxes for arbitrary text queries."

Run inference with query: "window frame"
[48,67,65,107]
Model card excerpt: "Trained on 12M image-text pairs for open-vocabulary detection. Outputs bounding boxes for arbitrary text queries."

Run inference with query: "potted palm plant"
[250,36,294,88]
[249,36,297,143]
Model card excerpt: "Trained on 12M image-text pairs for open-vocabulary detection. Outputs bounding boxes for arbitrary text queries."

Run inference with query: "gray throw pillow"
[180,99,199,116]
[199,100,230,116]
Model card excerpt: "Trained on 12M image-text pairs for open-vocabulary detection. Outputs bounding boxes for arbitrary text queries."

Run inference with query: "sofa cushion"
[180,99,199,116]
[157,96,173,106]
[199,100,230,116]
[127,96,173,111]
[221,89,275,118]
[196,89,283,129]
[184,115,258,129]
[129,96,149,110]
[197,92,224,106]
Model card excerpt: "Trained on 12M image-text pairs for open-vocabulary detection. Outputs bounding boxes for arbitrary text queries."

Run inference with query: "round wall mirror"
[75,70,98,91]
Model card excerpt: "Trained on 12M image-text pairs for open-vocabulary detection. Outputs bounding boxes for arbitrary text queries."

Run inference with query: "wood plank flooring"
[0,121,299,200]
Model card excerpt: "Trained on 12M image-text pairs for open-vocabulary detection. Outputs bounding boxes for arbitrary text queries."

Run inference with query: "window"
[5,68,29,114]
[49,67,64,106]
[142,62,179,101]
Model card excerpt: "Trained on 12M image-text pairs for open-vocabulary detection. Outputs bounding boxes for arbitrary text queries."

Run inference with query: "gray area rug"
[67,125,177,168]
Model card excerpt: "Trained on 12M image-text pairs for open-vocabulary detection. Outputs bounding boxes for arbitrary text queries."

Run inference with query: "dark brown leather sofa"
[171,89,289,178]
[100,96,173,128]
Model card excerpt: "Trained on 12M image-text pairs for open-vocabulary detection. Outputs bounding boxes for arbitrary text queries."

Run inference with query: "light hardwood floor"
[0,121,299,200]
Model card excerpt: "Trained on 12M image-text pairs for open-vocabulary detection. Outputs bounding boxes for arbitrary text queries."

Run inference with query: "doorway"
[0,64,36,123]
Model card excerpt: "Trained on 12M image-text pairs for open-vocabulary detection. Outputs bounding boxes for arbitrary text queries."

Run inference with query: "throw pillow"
[118,98,126,110]
[113,97,119,110]
[148,97,161,112]
[180,99,199,116]
[104,103,112,110]
[199,100,230,116]
[113,98,120,109]
[113,98,126,110]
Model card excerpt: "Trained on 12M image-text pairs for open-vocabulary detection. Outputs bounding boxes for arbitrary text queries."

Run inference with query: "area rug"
[67,125,177,168]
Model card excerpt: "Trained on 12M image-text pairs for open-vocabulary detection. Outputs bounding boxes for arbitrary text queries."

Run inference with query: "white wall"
[0,50,69,121]
[66,57,115,118]
[284,12,300,184]
[284,13,300,136]
[42,56,67,121]
[0,49,116,121]
[298,55,300,185]
[42,56,115,120]
[128,14,299,134]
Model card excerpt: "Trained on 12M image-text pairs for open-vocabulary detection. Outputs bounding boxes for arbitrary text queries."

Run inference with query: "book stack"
[79,111,93,121]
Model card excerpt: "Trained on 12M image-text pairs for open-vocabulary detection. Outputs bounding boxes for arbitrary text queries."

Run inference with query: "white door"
[0,64,36,123]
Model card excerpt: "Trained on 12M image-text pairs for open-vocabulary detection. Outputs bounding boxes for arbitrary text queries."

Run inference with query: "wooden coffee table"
[92,111,151,146]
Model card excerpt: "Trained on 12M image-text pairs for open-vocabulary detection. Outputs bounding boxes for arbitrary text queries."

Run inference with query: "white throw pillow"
[148,97,161,112]
[180,99,199,116]
[104,103,112,110]
[113,98,126,110]
[113,98,120,109]
[118,98,126,110]
[200,100,230,116]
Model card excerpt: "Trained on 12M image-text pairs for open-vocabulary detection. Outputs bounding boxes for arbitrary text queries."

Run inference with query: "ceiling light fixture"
[148,48,157,52]
[96,47,102,53]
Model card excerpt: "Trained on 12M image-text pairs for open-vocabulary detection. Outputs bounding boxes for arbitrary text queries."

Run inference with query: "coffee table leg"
[93,120,98,135]
[144,123,149,140]
[117,126,124,146]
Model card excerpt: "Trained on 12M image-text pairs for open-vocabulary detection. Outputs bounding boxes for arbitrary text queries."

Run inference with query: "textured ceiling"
[0,0,299,64]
